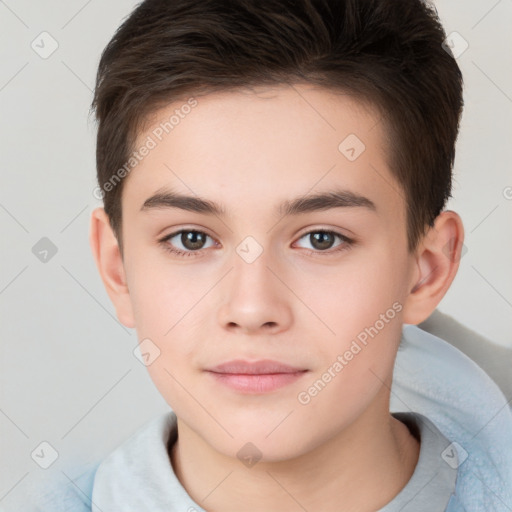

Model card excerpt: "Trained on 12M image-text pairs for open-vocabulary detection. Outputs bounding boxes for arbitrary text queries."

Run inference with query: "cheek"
[300,252,406,340]
[126,262,206,402]
[126,254,208,337]
[295,281,404,433]
[294,250,406,399]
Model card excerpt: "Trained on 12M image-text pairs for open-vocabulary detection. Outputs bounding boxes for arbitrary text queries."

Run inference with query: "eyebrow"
[140,187,376,217]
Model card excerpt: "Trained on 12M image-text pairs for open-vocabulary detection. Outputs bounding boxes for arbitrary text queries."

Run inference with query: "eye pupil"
[182,231,206,250]
[311,232,334,250]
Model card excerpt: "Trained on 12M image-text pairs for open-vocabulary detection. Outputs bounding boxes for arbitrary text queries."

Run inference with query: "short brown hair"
[92,0,463,255]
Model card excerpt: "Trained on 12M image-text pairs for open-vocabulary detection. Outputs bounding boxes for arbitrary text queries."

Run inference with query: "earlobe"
[402,210,465,325]
[89,207,136,328]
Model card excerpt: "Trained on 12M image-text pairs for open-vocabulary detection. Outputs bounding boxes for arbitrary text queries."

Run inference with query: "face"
[119,84,417,461]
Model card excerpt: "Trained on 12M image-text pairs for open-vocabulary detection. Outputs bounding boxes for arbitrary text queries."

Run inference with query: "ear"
[89,207,136,328]
[402,210,465,325]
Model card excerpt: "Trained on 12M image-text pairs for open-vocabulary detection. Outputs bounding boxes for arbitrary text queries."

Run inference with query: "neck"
[169,392,420,512]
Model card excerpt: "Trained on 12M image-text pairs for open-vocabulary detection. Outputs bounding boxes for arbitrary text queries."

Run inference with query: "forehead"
[139,83,383,152]
[124,84,403,223]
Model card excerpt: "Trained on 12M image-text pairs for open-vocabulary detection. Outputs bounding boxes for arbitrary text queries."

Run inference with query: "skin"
[90,83,464,511]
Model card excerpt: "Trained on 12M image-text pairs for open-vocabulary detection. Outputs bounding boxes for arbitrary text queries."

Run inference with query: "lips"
[205,359,309,393]
[206,359,307,375]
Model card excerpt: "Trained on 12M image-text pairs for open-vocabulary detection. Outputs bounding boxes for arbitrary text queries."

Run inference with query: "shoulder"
[394,326,512,510]
[444,493,467,512]
[21,462,100,512]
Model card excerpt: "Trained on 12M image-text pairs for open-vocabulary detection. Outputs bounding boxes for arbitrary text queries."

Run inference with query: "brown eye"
[295,229,352,254]
[309,231,336,250]
[181,231,208,250]
[161,229,215,256]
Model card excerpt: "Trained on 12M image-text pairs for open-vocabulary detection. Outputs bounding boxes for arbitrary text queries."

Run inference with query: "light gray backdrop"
[1,0,511,509]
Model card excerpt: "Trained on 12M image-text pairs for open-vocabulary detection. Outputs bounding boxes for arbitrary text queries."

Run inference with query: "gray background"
[1,0,511,508]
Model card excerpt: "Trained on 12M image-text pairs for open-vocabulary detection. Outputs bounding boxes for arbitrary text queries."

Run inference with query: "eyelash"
[158,228,354,258]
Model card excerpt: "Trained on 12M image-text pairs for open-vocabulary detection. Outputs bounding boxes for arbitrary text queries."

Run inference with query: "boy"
[35,0,512,510]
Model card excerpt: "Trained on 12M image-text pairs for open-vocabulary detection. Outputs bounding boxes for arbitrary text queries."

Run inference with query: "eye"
[158,228,353,258]
[159,229,216,257]
[294,229,352,254]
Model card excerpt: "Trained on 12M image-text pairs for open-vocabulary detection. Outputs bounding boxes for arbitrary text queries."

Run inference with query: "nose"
[217,248,293,336]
